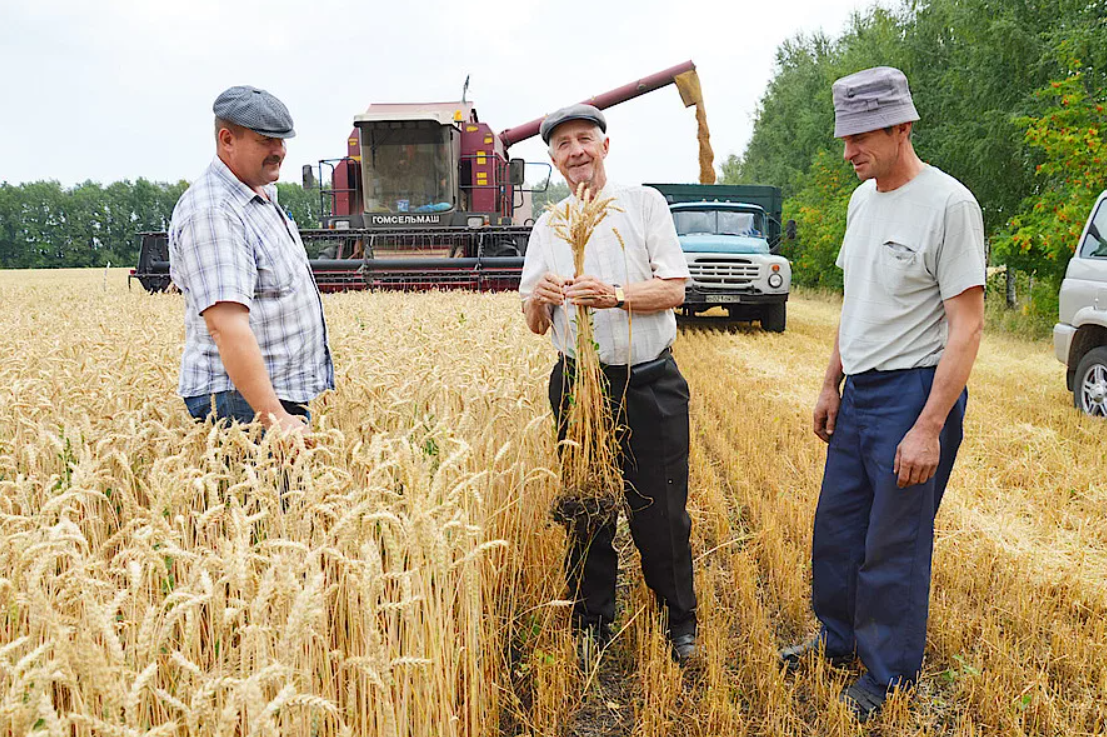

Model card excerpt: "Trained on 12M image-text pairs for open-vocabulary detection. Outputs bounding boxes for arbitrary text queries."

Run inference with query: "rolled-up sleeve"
[172,208,256,315]
[643,188,690,280]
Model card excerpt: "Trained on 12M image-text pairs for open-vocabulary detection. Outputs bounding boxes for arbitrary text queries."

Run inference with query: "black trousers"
[548,350,697,635]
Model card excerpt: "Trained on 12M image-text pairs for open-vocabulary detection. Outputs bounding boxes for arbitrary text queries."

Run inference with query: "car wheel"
[1074,346,1107,417]
[761,303,786,333]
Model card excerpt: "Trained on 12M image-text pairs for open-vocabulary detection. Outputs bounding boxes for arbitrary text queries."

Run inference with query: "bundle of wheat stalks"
[547,185,626,513]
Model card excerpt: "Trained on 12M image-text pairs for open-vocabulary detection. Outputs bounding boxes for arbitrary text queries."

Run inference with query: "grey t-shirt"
[836,165,986,375]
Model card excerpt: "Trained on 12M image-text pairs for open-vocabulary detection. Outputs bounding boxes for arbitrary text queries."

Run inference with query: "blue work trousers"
[184,389,311,425]
[812,367,966,697]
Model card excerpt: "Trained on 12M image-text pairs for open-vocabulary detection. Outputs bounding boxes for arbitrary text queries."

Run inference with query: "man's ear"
[218,127,235,150]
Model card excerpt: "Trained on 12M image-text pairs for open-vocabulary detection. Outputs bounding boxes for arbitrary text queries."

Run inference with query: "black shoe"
[839,681,885,723]
[779,638,853,672]
[669,632,697,665]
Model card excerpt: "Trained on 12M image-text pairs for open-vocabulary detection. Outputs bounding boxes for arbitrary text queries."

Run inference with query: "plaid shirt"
[169,157,334,403]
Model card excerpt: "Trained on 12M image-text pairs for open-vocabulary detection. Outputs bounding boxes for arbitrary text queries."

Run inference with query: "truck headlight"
[768,273,784,289]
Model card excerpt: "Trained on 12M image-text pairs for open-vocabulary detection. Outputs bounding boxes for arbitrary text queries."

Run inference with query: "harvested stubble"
[0,270,1103,736]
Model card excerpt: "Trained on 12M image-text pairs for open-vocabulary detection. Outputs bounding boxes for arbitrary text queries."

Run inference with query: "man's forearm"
[523,297,552,335]
[823,331,845,390]
[209,319,287,422]
[622,278,685,313]
[915,323,981,432]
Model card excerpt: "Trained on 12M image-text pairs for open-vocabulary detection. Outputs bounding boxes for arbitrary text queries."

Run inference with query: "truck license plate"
[707,294,743,303]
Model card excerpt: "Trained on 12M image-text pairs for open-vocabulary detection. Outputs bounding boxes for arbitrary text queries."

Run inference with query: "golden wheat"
[0,270,1102,736]
[546,186,625,510]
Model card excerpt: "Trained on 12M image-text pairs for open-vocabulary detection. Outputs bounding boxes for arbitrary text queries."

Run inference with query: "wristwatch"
[613,284,625,309]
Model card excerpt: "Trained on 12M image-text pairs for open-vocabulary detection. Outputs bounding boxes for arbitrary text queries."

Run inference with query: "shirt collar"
[569,182,617,203]
[209,156,277,208]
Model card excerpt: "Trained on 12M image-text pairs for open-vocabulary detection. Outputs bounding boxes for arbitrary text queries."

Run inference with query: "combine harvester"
[131,61,710,294]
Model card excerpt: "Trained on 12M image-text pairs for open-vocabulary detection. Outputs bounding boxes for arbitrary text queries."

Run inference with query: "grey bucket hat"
[213,85,296,139]
[540,104,607,144]
[832,67,919,138]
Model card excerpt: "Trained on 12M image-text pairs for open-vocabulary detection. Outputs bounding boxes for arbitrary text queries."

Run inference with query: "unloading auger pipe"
[498,60,697,148]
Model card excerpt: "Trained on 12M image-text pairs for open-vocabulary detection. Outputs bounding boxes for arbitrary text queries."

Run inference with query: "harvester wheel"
[483,240,521,258]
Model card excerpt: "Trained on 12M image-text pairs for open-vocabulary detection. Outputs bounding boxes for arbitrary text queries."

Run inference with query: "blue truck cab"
[647,183,793,332]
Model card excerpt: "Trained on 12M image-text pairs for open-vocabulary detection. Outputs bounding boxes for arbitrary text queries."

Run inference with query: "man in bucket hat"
[169,86,333,430]
[779,67,986,721]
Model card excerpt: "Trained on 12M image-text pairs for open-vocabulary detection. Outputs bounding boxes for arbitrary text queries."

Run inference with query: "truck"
[1054,188,1107,417]
[131,61,711,294]
[646,183,794,332]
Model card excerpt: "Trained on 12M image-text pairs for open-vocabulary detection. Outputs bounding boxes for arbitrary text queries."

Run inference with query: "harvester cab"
[314,102,531,233]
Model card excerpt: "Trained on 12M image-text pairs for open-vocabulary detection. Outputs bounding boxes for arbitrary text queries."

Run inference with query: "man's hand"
[533,272,569,306]
[264,410,310,434]
[813,385,842,443]
[893,424,940,488]
[564,274,617,309]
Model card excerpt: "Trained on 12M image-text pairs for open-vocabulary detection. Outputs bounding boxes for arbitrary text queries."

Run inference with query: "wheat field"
[0,269,1103,737]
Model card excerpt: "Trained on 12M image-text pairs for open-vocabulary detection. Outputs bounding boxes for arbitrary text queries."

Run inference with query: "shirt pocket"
[878,239,931,296]
[253,240,299,298]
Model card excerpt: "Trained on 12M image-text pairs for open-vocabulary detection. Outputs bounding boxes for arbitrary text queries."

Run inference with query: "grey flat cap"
[540,104,607,144]
[832,67,919,138]
[213,85,296,139]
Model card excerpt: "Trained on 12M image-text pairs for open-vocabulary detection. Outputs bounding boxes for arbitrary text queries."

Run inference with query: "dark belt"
[557,347,673,388]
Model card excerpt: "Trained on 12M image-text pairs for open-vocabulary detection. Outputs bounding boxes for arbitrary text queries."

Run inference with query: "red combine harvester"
[131,60,703,294]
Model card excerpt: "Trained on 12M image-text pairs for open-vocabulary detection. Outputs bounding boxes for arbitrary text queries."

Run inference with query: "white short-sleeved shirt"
[520,183,690,366]
[836,165,986,375]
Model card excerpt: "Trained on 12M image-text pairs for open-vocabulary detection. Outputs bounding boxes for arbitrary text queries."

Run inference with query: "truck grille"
[688,258,760,287]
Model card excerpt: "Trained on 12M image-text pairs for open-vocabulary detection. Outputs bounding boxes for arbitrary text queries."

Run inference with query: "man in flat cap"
[780,67,986,721]
[520,104,697,666]
[169,86,333,430]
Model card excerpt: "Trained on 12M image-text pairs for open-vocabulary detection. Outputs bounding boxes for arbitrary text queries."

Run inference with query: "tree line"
[724,0,1106,317]
[0,179,323,270]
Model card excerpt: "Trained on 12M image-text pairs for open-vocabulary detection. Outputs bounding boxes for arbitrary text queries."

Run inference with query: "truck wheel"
[1073,346,1107,417]
[761,303,786,333]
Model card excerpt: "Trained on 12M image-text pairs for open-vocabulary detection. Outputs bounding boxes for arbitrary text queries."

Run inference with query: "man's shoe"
[669,632,697,665]
[839,681,885,723]
[779,638,853,672]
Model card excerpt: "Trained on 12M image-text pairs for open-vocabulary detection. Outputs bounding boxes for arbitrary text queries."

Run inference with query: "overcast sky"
[0,0,874,189]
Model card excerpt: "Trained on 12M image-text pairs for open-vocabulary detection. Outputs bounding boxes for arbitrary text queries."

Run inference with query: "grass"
[0,269,1102,736]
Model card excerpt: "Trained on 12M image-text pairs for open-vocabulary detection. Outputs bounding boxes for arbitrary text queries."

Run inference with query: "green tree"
[781,149,854,289]
[530,179,570,217]
[994,63,1107,285]
[276,182,324,228]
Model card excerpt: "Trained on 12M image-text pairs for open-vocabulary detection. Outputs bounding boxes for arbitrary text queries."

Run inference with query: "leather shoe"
[779,638,853,672]
[839,681,885,722]
[669,632,697,665]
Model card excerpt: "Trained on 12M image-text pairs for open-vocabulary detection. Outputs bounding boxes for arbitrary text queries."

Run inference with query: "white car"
[1054,189,1107,416]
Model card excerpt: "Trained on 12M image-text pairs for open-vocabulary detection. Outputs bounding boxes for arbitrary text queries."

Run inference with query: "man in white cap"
[519,104,698,665]
[779,67,986,721]
[169,86,333,430]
